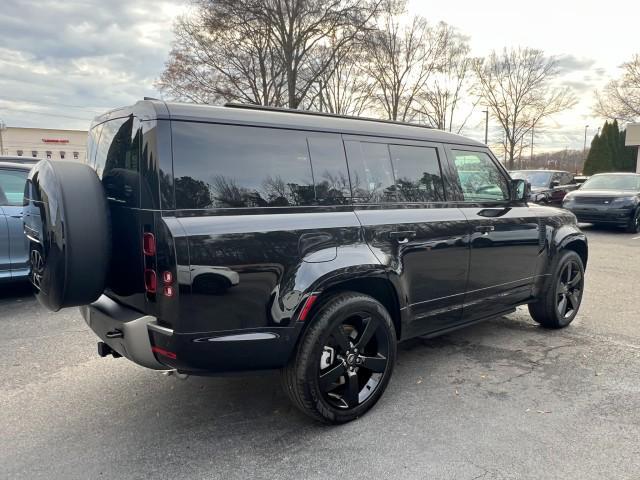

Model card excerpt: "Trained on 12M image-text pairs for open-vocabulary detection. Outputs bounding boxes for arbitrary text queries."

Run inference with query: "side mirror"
[551,180,560,188]
[511,179,529,201]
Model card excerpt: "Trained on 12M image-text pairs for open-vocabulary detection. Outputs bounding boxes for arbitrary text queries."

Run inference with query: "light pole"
[530,124,534,165]
[482,110,488,144]
[0,120,6,156]
[581,125,589,174]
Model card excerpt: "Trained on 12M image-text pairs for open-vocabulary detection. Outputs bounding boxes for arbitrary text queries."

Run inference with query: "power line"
[0,98,103,113]
[0,107,93,122]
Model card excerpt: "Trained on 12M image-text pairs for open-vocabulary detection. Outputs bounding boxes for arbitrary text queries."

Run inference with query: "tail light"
[144,269,157,293]
[143,233,156,256]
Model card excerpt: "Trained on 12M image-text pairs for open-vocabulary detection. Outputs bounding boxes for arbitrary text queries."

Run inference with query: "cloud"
[556,54,595,74]
[0,0,186,129]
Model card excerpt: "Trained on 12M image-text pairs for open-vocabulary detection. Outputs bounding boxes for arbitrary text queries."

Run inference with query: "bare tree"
[364,2,450,121]
[303,42,375,115]
[418,25,478,132]
[157,6,286,105]
[473,48,576,169]
[595,54,640,122]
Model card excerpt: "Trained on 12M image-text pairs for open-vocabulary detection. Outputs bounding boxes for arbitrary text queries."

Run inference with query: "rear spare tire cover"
[24,160,110,311]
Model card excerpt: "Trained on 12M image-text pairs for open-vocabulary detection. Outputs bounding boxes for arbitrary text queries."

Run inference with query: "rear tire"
[528,250,585,329]
[281,292,397,424]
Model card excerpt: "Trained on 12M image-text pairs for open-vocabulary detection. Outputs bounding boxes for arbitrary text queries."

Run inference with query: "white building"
[0,126,87,162]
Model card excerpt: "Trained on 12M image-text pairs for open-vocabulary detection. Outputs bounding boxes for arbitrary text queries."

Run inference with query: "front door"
[344,138,470,338]
[446,147,542,321]
[4,205,29,277]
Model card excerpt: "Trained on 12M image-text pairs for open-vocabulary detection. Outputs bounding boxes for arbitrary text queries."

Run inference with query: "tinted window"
[95,116,141,206]
[345,141,395,203]
[86,123,103,168]
[389,144,445,202]
[173,123,315,208]
[307,135,351,205]
[452,150,509,201]
[0,169,28,206]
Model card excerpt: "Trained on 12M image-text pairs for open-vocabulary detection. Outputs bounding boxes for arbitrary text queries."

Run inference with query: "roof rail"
[224,102,432,130]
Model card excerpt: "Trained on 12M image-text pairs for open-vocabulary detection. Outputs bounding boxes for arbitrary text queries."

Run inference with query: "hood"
[530,185,549,193]
[569,189,640,198]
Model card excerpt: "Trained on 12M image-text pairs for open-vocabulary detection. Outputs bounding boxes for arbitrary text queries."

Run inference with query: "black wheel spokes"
[318,313,390,410]
[557,261,583,319]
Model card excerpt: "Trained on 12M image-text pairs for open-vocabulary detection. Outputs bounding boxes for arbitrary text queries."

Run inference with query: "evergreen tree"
[583,123,615,175]
[608,120,623,170]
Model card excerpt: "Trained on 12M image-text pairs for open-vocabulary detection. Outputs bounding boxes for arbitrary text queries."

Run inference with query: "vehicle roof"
[0,156,38,163]
[590,172,640,176]
[92,99,486,148]
[0,161,32,170]
[509,169,569,173]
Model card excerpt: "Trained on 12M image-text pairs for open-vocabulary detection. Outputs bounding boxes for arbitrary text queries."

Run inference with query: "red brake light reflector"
[163,285,174,297]
[162,271,173,284]
[144,269,157,293]
[298,294,318,322]
[143,233,156,256]
[151,346,177,360]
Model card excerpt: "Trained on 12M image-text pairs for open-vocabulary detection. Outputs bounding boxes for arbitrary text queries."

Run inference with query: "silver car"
[0,162,30,282]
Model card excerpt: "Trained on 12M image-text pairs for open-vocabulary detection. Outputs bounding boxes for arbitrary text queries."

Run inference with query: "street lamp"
[482,110,488,144]
[0,120,6,156]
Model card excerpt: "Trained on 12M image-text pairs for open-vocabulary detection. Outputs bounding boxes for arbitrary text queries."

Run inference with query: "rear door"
[445,147,542,321]
[345,137,470,338]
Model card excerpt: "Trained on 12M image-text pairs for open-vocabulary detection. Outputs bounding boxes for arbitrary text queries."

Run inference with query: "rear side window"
[344,141,395,203]
[0,169,28,206]
[95,116,141,206]
[451,150,509,202]
[389,144,445,202]
[172,123,350,209]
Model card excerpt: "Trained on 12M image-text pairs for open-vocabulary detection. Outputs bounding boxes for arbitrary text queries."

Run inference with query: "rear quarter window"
[94,116,141,207]
[172,123,351,209]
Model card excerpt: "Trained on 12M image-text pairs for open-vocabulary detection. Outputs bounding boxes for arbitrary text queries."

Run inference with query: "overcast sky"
[0,0,638,152]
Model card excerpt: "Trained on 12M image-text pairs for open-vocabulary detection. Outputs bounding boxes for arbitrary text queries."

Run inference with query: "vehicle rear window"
[0,169,28,206]
[95,116,141,207]
[172,123,350,209]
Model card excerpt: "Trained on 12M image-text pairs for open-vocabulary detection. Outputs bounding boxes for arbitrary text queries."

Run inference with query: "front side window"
[0,169,28,206]
[452,150,509,202]
[173,123,315,209]
[389,144,445,202]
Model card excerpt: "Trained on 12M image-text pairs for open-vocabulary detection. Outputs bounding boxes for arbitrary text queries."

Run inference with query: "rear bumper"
[80,295,171,370]
[565,207,633,225]
[81,294,300,374]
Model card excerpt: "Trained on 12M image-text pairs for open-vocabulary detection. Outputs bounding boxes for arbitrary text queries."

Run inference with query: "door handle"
[475,225,495,234]
[389,230,416,243]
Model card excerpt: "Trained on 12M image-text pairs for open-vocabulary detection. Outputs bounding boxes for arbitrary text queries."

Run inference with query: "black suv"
[24,100,588,423]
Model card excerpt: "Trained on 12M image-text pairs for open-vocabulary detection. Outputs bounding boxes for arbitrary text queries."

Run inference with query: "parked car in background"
[563,172,640,233]
[573,175,589,185]
[25,100,588,423]
[0,156,39,165]
[510,170,579,206]
[0,162,30,282]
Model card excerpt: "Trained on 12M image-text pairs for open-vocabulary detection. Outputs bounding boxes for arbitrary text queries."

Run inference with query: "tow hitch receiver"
[97,341,122,358]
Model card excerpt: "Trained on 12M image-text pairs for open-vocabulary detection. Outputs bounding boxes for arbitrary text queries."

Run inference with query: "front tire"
[282,292,397,424]
[529,250,585,329]
[625,209,640,233]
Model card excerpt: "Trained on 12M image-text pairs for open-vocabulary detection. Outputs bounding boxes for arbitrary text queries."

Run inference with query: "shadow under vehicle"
[23,100,588,423]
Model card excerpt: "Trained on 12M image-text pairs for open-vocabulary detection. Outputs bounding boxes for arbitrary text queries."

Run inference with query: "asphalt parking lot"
[1,225,639,480]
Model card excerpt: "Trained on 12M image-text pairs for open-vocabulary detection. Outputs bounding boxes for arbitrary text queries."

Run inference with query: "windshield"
[510,171,552,188]
[581,174,640,191]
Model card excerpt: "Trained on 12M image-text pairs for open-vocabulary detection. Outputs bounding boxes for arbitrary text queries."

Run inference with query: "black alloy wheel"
[626,209,640,233]
[282,293,396,424]
[529,249,585,329]
[555,259,583,321]
[318,312,390,410]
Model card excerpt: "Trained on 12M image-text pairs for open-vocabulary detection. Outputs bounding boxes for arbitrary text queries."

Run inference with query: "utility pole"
[0,120,6,156]
[482,110,488,144]
[581,125,589,175]
[530,124,534,164]
[318,80,324,112]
